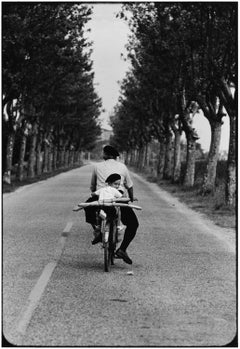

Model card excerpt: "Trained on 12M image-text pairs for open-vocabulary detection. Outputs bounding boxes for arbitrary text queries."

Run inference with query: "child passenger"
[91,173,124,245]
[92,173,123,201]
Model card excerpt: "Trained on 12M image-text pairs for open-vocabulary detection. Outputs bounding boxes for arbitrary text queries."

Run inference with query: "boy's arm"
[114,189,122,198]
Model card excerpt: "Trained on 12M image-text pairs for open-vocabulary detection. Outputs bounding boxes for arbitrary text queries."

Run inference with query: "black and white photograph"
[2,2,237,347]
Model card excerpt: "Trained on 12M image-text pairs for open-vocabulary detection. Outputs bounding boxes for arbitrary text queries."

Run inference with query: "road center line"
[16,221,73,336]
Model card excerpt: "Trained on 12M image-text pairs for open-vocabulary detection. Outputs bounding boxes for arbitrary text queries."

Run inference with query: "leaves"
[111,3,236,151]
[3,3,102,151]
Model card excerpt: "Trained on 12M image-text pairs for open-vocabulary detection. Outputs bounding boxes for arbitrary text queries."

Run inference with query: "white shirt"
[95,186,122,201]
[90,159,133,193]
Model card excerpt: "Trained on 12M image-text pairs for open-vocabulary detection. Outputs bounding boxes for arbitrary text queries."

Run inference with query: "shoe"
[92,233,102,245]
[92,224,100,232]
[93,225,101,232]
[115,249,132,264]
[117,225,124,231]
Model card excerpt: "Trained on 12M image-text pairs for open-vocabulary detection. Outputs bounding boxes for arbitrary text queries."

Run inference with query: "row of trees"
[110,3,236,206]
[3,3,101,183]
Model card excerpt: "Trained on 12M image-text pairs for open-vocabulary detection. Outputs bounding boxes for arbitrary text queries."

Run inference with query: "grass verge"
[135,169,236,230]
[2,165,82,194]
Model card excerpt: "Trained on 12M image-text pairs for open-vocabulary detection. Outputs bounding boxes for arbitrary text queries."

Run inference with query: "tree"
[115,2,236,198]
[2,3,102,182]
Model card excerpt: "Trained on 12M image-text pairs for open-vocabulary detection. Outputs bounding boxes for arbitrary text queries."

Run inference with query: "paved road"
[3,163,236,346]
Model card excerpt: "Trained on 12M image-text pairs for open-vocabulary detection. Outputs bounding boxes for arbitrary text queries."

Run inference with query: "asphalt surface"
[3,163,236,346]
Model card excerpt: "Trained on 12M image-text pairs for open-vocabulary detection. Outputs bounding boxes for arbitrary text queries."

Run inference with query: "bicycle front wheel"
[109,221,117,265]
[103,222,110,272]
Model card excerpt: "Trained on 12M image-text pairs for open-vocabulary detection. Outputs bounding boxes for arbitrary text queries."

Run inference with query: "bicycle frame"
[96,207,119,272]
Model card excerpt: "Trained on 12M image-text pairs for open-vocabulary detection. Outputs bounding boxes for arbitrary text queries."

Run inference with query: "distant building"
[101,128,113,141]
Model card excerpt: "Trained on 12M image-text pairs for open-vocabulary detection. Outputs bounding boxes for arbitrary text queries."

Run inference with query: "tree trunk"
[73,151,77,165]
[75,151,79,165]
[225,114,236,206]
[52,146,57,171]
[68,150,72,167]
[183,134,197,187]
[179,92,199,187]
[149,145,156,176]
[3,132,15,184]
[129,150,133,165]
[213,76,236,206]
[172,129,181,183]
[43,136,49,173]
[132,149,137,166]
[48,147,53,173]
[129,150,133,166]
[141,146,146,169]
[64,149,69,168]
[163,133,173,180]
[36,148,42,176]
[28,122,38,178]
[144,143,150,169]
[136,149,139,168]
[140,145,146,170]
[70,150,74,167]
[132,149,137,167]
[77,151,81,164]
[80,150,84,164]
[157,140,166,179]
[141,146,145,169]
[59,149,64,168]
[17,130,27,181]
[201,120,222,194]
[123,151,128,165]
[76,151,79,165]
[36,132,43,176]
[136,148,141,169]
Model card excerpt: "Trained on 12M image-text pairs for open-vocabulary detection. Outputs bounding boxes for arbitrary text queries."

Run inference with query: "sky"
[87,3,229,153]
[87,3,129,129]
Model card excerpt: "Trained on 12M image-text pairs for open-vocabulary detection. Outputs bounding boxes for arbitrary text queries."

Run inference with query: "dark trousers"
[119,206,139,251]
[84,196,139,251]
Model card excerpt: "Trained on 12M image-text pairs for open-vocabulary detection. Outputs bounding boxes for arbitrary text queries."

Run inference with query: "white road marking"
[16,221,73,336]
[17,262,57,335]
[63,221,73,233]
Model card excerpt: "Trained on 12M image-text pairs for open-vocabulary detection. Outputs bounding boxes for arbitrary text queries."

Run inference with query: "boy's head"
[105,173,121,189]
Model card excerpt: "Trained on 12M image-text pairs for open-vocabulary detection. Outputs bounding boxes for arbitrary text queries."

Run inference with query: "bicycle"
[73,198,141,272]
